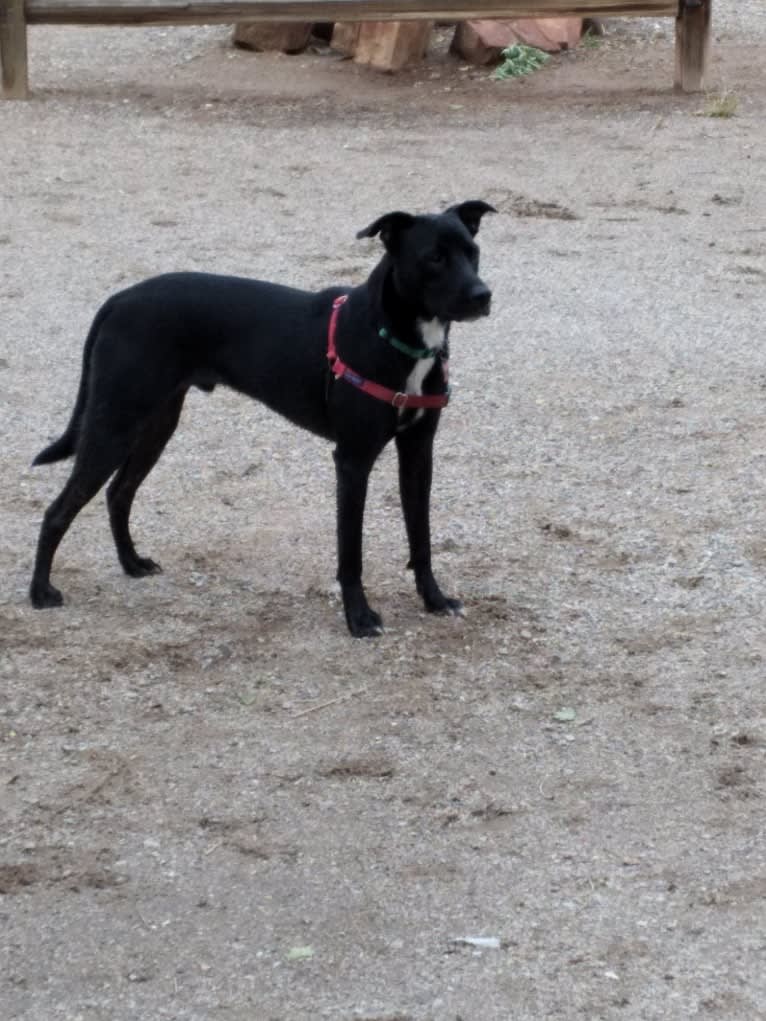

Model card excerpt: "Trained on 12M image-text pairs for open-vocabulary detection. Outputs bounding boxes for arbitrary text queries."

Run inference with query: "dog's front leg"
[333,446,383,637]
[396,421,462,617]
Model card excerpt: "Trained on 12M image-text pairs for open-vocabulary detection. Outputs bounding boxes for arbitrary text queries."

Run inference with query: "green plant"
[493,44,550,80]
[581,28,603,50]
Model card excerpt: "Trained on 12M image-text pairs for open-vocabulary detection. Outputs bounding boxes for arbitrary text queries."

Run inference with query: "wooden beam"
[0,0,29,98]
[24,0,678,27]
[674,0,710,93]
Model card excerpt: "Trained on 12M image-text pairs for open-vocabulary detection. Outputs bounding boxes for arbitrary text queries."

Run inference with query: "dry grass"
[700,90,739,118]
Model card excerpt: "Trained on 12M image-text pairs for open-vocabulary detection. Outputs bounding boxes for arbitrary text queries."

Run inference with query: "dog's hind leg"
[396,418,462,617]
[106,391,186,578]
[30,430,140,608]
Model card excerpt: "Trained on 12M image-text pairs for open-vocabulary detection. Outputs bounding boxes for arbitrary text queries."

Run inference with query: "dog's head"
[357,200,496,323]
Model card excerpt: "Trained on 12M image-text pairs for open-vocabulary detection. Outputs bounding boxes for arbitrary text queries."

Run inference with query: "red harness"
[327,294,449,410]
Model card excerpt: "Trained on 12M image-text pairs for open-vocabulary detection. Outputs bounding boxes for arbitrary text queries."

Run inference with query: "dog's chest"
[404,355,436,397]
[398,319,447,430]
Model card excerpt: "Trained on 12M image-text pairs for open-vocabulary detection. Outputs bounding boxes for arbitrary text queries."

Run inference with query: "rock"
[233,22,314,55]
[451,18,583,66]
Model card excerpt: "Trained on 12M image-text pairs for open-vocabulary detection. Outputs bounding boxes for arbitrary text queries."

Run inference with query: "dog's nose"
[469,283,492,315]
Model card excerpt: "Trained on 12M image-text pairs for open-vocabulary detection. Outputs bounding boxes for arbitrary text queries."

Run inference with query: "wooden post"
[353,20,432,71]
[674,0,711,93]
[331,21,362,56]
[1,0,29,98]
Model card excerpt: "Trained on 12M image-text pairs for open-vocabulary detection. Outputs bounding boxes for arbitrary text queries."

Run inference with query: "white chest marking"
[398,319,447,429]
[418,318,448,355]
[405,356,436,396]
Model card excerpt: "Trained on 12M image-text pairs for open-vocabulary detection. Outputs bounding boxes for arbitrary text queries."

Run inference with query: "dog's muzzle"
[453,283,492,321]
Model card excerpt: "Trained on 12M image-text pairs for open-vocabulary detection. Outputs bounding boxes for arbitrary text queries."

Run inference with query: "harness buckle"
[391,392,408,409]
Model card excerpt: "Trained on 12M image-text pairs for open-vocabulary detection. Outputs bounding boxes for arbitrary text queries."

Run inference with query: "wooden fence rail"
[1,0,712,99]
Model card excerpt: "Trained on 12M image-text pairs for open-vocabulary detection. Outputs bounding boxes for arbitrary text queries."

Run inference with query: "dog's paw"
[439,597,464,617]
[415,570,463,617]
[346,605,384,639]
[426,595,464,617]
[418,574,464,616]
[30,580,64,609]
[341,582,384,638]
[123,556,162,578]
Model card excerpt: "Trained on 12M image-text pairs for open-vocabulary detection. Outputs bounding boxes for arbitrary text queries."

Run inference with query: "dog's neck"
[367,257,448,353]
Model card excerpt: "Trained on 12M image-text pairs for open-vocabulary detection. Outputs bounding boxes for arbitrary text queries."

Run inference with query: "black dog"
[29,201,495,636]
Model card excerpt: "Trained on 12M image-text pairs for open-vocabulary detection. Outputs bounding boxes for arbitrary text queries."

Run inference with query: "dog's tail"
[32,303,109,467]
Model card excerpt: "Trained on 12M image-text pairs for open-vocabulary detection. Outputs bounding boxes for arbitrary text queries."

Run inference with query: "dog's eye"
[428,251,446,267]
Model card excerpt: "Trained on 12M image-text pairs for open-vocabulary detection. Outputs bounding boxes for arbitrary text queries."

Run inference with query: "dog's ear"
[447,200,497,237]
[356,211,415,251]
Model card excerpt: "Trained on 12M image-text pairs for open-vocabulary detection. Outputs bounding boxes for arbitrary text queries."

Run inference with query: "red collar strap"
[327,295,449,410]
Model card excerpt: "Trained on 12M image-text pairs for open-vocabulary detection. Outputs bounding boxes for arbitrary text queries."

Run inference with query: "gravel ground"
[2,10,766,1021]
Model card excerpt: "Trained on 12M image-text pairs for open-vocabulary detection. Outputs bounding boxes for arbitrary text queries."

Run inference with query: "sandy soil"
[2,11,766,1020]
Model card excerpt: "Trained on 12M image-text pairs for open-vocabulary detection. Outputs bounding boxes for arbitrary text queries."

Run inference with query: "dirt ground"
[2,10,766,1020]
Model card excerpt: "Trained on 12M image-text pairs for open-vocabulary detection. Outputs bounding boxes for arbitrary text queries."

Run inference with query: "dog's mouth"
[450,299,492,323]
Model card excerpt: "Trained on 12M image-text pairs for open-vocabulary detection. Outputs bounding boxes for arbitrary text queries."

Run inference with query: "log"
[353,19,432,70]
